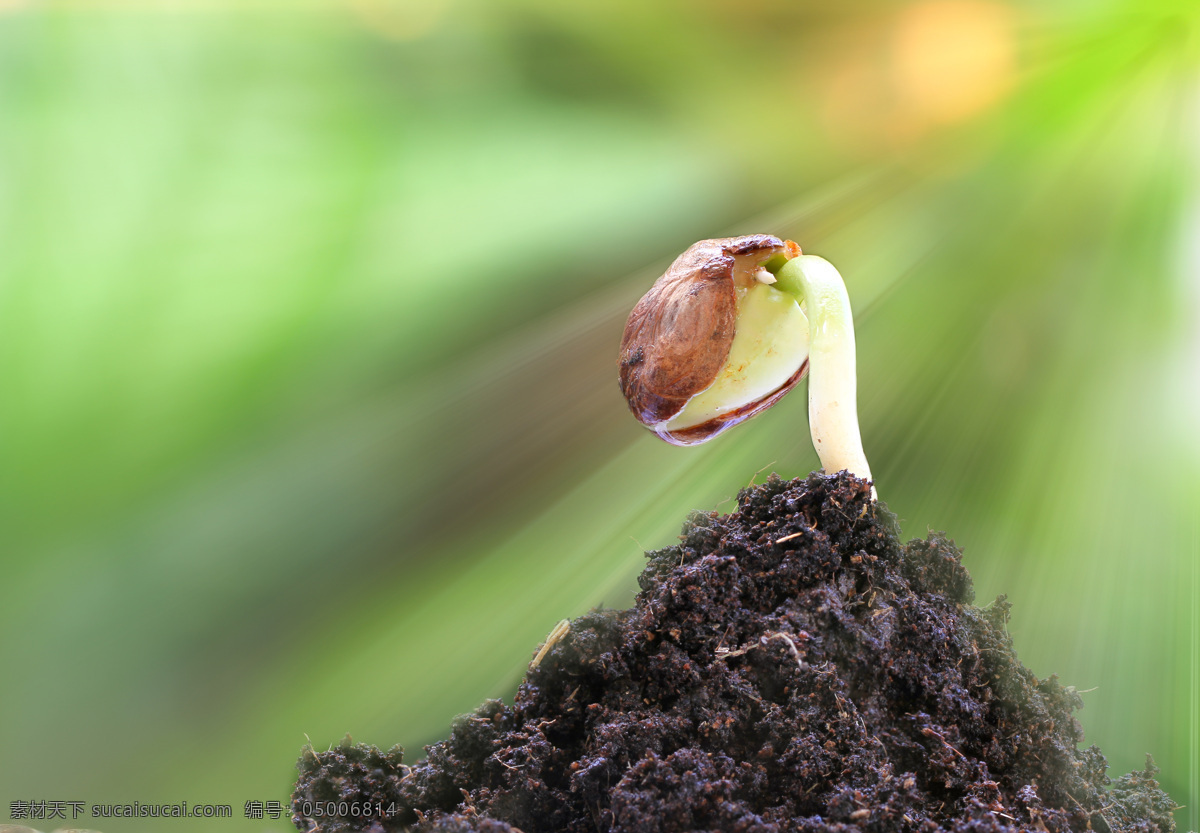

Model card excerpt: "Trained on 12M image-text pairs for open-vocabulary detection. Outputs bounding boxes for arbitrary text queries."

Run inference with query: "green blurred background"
[0,0,1197,831]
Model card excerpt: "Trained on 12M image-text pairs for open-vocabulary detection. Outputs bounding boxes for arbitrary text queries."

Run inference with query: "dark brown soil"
[292,472,1182,833]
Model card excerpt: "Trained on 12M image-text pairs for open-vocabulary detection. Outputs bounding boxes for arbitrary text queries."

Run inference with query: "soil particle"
[293,472,1183,833]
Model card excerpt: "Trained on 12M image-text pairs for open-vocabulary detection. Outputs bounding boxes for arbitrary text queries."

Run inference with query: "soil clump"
[293,472,1181,833]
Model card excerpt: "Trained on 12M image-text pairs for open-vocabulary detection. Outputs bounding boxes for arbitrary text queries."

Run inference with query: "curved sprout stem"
[773,255,876,500]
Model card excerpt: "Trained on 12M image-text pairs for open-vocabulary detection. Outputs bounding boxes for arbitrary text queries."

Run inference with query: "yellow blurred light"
[343,0,450,41]
[891,0,1016,125]
[816,0,1017,153]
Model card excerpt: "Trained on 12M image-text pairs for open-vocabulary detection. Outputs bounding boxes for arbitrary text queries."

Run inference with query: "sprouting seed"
[618,235,874,497]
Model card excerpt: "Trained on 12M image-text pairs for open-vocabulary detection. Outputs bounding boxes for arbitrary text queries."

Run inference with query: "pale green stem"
[774,255,876,499]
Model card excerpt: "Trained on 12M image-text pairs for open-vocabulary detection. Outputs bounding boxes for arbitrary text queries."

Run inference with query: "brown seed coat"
[618,235,788,428]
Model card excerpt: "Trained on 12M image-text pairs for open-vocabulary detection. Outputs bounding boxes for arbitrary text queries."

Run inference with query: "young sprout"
[618,235,875,496]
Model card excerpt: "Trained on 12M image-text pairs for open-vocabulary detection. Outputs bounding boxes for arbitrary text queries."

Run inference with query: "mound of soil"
[292,472,1181,833]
